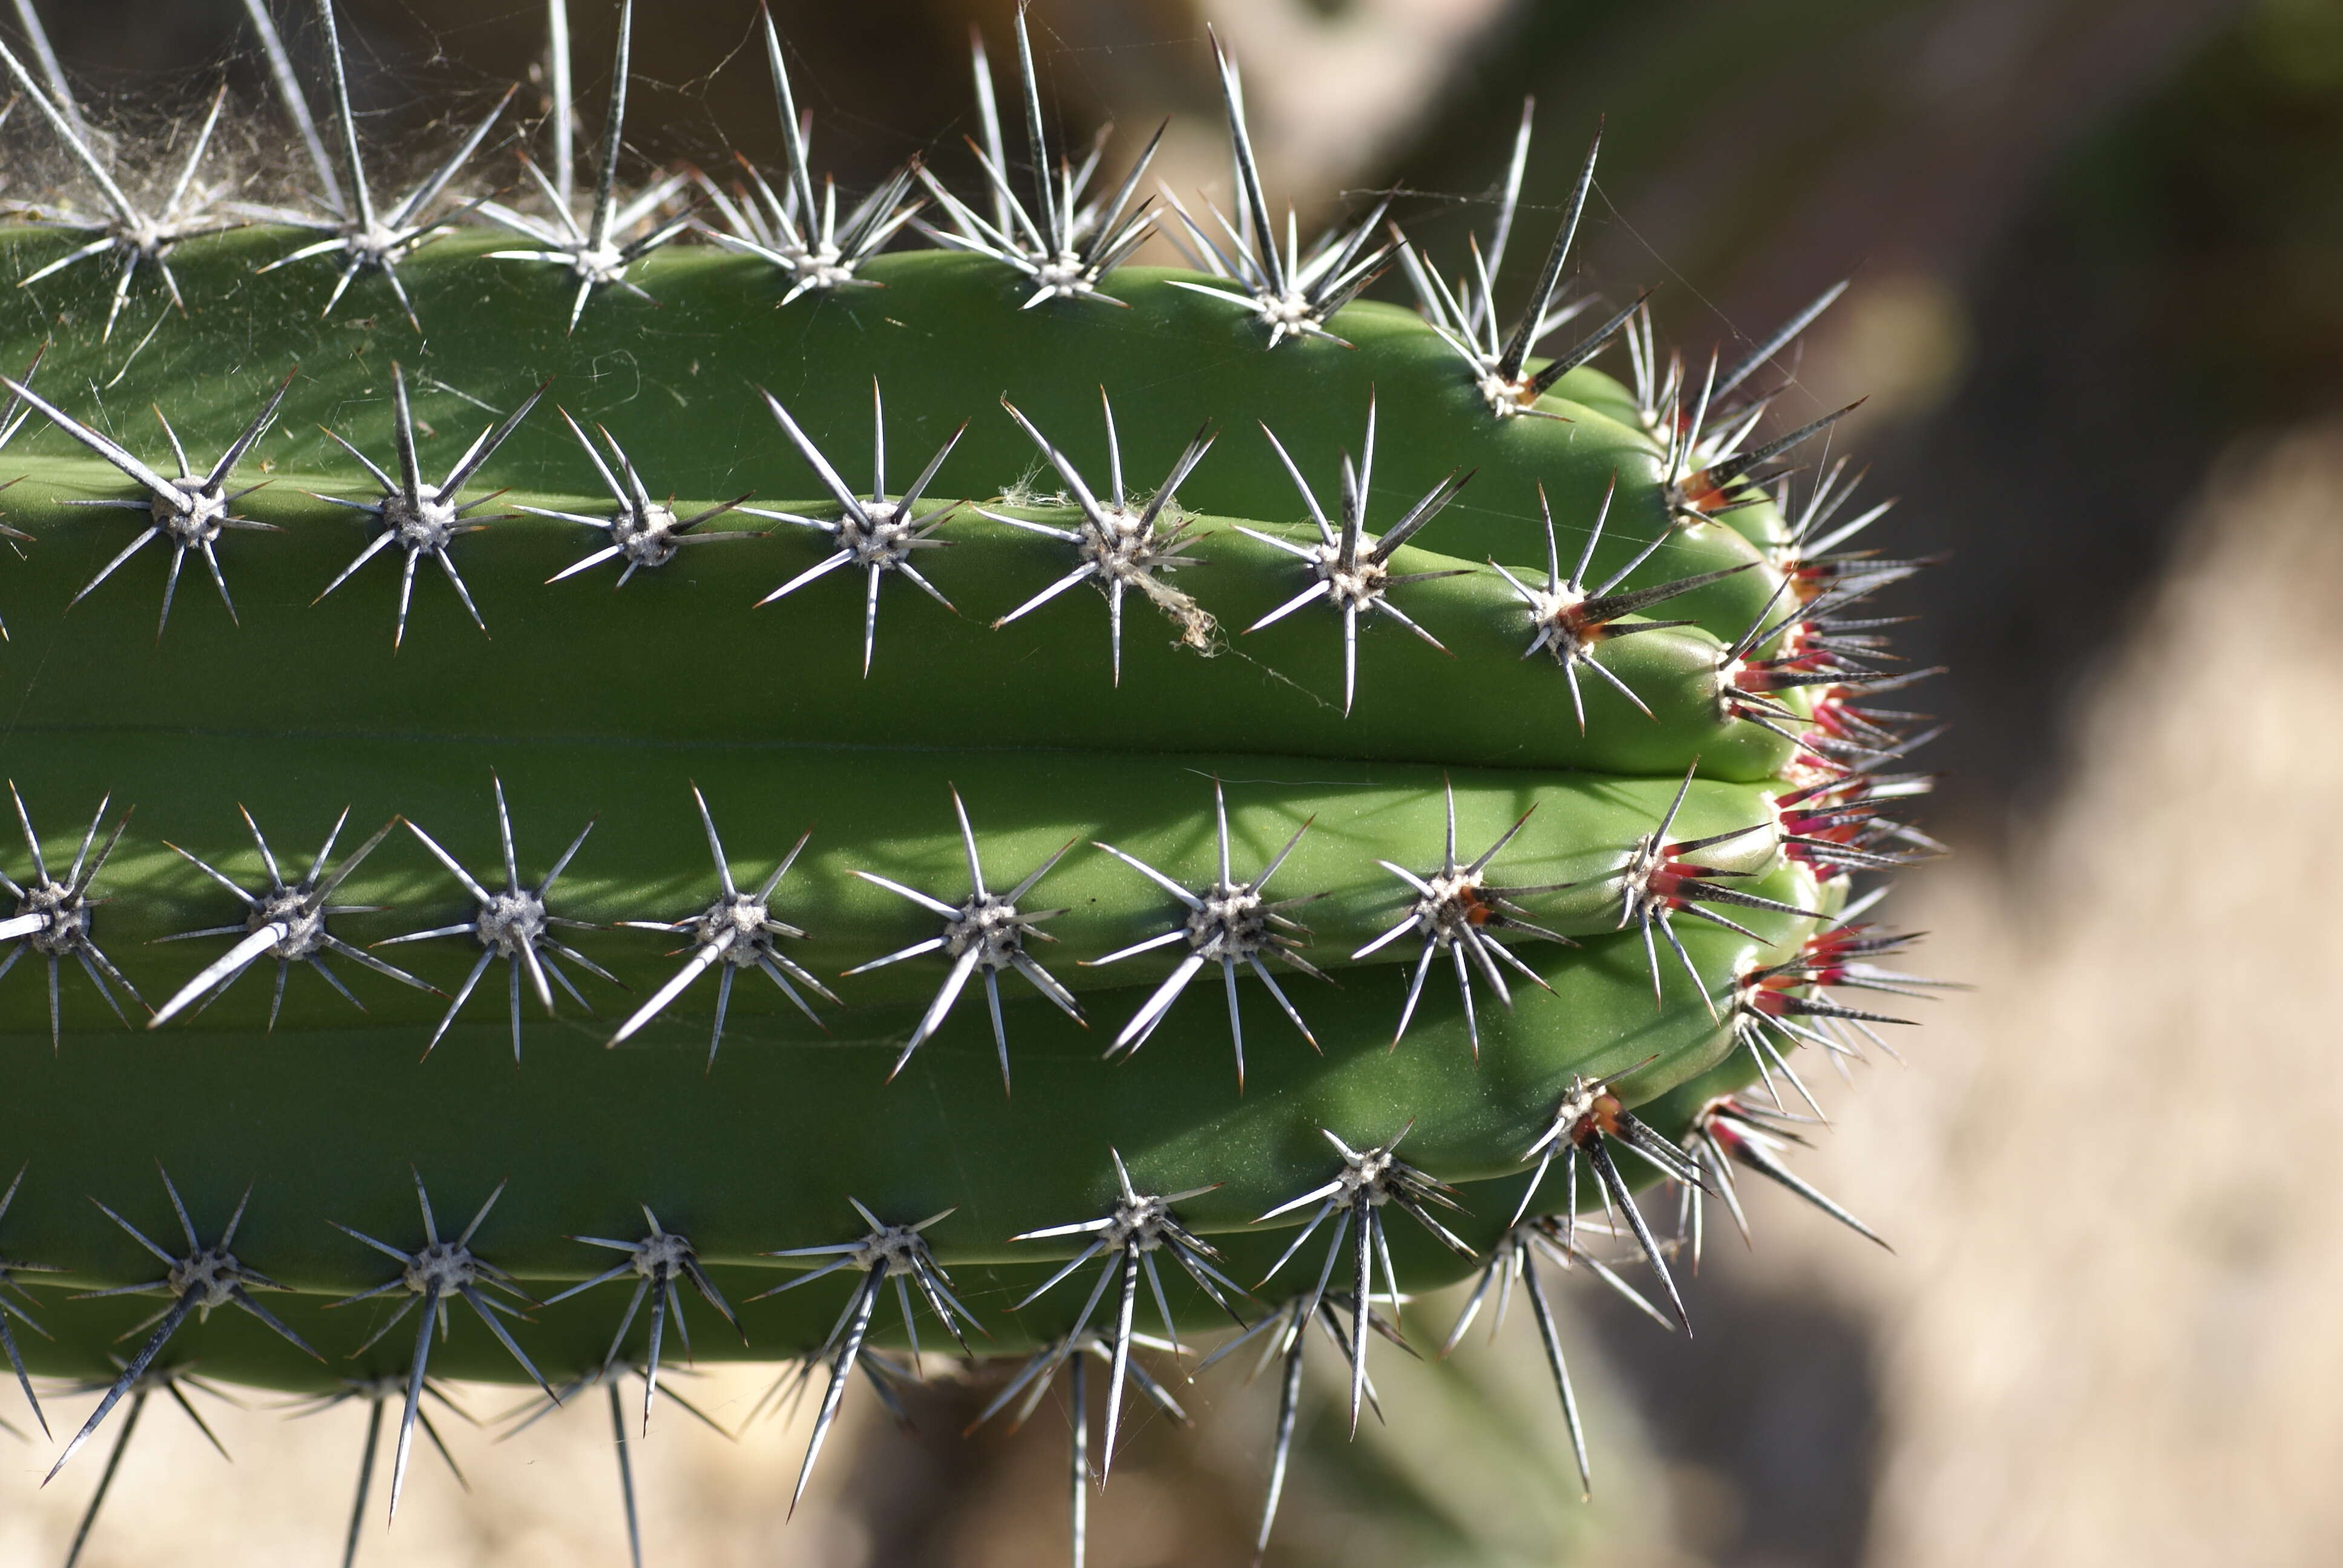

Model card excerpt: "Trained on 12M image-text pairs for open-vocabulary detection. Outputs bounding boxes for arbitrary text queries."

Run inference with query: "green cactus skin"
[0,2,1934,1555]
[7,918,1799,1385]
[0,237,1828,1346]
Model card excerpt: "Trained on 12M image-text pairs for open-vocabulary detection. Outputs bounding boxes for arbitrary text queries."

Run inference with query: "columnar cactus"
[0,2,1942,1562]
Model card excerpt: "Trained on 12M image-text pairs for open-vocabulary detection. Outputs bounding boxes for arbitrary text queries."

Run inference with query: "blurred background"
[5,0,2342,1562]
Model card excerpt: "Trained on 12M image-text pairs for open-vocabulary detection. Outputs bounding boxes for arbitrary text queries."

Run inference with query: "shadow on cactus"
[0,1,1944,1563]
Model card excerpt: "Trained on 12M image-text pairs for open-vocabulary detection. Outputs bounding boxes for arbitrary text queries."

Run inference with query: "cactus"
[0,1,1941,1562]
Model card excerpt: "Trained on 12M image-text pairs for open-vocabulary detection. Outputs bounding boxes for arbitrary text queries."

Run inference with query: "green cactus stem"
[0,1,1941,1560]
